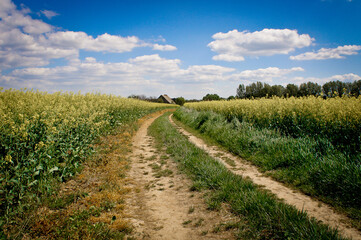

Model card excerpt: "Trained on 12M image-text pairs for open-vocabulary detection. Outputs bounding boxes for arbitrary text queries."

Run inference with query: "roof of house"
[159,94,175,104]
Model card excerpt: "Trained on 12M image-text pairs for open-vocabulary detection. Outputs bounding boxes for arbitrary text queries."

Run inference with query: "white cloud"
[46,31,142,53]
[290,45,361,60]
[40,10,59,19]
[208,28,313,62]
[152,43,177,51]
[0,0,52,34]
[187,65,235,75]
[230,67,304,83]
[0,0,16,14]
[329,73,360,82]
[1,52,305,98]
[290,73,361,85]
[0,0,177,71]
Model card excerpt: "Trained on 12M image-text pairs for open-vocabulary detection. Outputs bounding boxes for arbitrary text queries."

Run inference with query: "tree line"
[236,80,361,99]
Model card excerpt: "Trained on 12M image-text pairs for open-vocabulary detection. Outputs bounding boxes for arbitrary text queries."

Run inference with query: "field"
[175,96,361,228]
[0,88,172,236]
[184,96,361,154]
[1,90,360,239]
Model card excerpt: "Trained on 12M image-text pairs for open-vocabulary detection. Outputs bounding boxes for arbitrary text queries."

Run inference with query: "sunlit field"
[0,88,172,222]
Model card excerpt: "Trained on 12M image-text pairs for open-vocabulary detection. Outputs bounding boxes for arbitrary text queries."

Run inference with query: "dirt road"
[124,113,239,239]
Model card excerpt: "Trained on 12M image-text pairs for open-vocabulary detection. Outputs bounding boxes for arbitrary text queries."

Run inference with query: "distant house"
[158,94,176,104]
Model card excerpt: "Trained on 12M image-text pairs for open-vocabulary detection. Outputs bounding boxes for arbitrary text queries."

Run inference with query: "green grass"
[173,107,361,230]
[149,112,346,240]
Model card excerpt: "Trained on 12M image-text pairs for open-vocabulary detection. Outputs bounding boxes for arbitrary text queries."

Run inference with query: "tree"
[261,83,272,97]
[227,96,235,100]
[270,85,285,97]
[351,80,361,97]
[173,97,185,106]
[236,84,246,99]
[202,93,221,101]
[323,80,349,97]
[305,82,321,96]
[245,82,264,98]
[298,82,321,97]
[128,94,146,100]
[285,84,298,97]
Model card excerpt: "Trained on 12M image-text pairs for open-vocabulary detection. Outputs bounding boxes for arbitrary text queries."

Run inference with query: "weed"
[182,220,192,226]
[188,206,195,214]
[222,157,236,167]
[153,169,173,178]
[194,218,204,227]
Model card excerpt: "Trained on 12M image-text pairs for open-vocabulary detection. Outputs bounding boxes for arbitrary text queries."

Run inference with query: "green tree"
[270,85,285,97]
[202,94,221,101]
[261,83,272,97]
[285,84,298,97]
[322,80,349,97]
[236,84,246,98]
[351,80,361,97]
[174,97,186,106]
[227,96,236,100]
[298,82,321,97]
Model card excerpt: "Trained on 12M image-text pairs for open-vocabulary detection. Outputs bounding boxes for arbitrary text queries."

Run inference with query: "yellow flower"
[5,155,12,163]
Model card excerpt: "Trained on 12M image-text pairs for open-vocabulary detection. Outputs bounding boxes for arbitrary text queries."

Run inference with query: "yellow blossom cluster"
[185,96,361,152]
[186,96,360,126]
[0,88,171,150]
[0,88,173,213]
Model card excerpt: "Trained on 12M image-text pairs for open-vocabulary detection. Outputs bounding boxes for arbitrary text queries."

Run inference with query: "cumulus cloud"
[0,0,177,70]
[208,28,313,61]
[290,45,361,60]
[152,43,177,51]
[230,67,304,83]
[40,10,59,19]
[46,31,142,53]
[290,73,361,85]
[1,52,305,98]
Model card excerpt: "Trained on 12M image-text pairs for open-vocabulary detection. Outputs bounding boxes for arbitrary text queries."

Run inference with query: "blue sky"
[1,0,360,99]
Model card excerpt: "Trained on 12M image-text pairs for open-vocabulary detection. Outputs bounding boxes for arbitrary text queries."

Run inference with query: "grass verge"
[173,107,361,230]
[148,112,346,240]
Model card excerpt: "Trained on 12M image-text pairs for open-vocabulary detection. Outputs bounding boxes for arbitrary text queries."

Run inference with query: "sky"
[0,0,360,99]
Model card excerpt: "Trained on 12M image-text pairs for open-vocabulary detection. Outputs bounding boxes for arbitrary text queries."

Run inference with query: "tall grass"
[174,108,361,227]
[149,112,345,239]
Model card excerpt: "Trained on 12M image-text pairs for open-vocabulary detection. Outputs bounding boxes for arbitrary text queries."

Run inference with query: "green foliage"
[173,97,186,106]
[0,89,172,231]
[174,108,361,224]
[149,112,345,239]
[238,80,361,98]
[202,93,221,101]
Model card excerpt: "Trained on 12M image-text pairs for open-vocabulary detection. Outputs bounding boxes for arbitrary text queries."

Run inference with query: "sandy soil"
[169,114,361,240]
[124,113,240,240]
